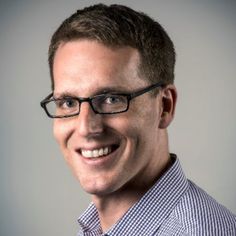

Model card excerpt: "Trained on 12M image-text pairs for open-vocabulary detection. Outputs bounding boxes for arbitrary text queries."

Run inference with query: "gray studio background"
[1,0,236,235]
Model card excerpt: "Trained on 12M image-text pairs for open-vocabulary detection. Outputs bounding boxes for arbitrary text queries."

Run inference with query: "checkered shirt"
[77,155,236,236]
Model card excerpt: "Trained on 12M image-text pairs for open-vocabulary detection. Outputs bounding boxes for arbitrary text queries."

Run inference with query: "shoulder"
[170,180,236,235]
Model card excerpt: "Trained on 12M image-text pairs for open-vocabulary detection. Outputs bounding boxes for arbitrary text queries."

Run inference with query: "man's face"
[53,40,166,196]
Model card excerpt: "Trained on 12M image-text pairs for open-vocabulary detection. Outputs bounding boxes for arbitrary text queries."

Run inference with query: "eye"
[56,97,78,109]
[104,95,123,104]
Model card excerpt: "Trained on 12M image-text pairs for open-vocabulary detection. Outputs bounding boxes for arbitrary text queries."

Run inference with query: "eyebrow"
[53,86,133,98]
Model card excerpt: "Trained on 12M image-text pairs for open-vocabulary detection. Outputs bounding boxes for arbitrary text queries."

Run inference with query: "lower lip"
[78,146,120,167]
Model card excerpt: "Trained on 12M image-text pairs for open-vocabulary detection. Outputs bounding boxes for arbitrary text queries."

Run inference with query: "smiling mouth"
[80,145,119,159]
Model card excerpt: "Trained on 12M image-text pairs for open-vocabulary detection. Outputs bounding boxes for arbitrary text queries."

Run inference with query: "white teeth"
[93,150,99,158]
[98,148,103,156]
[104,147,108,155]
[82,150,92,158]
[81,146,112,158]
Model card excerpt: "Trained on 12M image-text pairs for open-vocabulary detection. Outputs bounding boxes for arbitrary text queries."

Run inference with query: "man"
[40,4,236,235]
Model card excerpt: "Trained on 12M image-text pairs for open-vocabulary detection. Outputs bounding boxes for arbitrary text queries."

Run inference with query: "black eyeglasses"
[40,82,164,118]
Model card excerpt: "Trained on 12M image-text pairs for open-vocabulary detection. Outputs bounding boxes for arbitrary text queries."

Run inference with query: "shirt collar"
[78,202,102,235]
[78,154,189,236]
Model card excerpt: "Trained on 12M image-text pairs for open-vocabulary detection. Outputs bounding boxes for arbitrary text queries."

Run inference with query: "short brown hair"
[48,4,175,90]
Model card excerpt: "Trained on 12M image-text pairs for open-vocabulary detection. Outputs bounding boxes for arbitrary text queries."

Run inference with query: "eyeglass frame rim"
[40,81,166,118]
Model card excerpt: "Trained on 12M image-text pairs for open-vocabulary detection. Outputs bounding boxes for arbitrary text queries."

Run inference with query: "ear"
[159,84,177,129]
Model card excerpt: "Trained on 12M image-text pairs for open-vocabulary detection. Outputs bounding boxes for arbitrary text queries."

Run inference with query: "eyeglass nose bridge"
[78,97,100,114]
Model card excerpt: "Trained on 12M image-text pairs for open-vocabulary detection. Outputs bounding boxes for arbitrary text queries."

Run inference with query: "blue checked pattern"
[77,155,236,235]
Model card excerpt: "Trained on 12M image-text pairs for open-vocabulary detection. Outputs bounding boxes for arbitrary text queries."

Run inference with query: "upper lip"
[76,142,120,152]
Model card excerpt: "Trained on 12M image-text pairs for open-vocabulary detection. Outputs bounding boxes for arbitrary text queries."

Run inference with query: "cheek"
[53,120,73,149]
[108,115,141,156]
[108,115,136,137]
[125,105,161,148]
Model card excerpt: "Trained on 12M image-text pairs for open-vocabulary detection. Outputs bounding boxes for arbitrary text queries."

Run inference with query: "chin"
[78,175,120,196]
[82,183,114,196]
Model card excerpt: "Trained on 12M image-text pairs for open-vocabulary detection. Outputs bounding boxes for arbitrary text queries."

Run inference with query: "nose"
[75,101,104,137]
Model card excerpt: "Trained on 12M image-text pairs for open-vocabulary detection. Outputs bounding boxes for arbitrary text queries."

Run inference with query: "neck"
[92,188,145,232]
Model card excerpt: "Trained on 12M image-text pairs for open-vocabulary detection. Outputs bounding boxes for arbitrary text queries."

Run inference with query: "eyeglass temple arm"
[40,92,53,107]
[129,82,164,100]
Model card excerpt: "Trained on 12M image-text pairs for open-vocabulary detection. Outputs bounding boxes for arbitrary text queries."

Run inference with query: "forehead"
[53,40,148,96]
